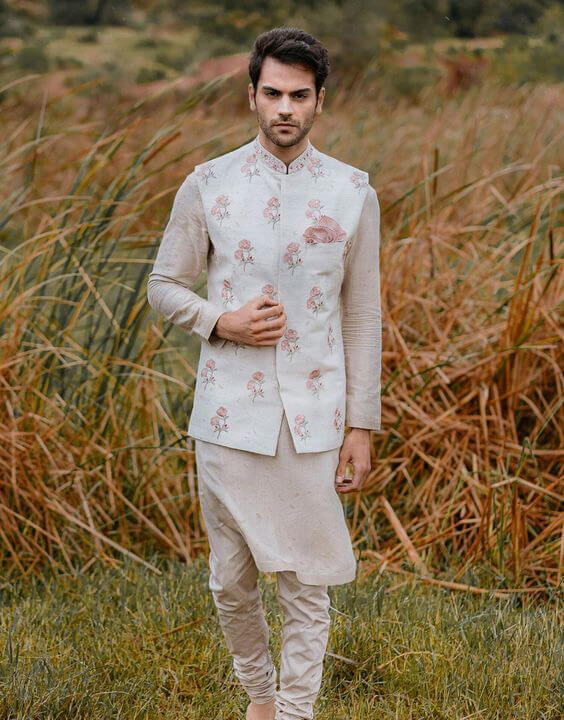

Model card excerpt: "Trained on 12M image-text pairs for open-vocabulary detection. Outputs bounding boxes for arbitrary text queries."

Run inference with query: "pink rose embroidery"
[196,163,216,185]
[211,195,230,225]
[327,324,336,352]
[350,170,368,190]
[241,152,260,182]
[307,156,325,181]
[294,413,311,443]
[334,407,343,433]
[262,283,278,300]
[306,286,325,315]
[283,242,302,275]
[263,196,280,227]
[306,368,324,398]
[247,370,265,402]
[280,328,300,359]
[303,215,346,245]
[305,199,323,221]
[234,238,255,271]
[201,358,217,390]
[210,405,229,437]
[221,279,234,306]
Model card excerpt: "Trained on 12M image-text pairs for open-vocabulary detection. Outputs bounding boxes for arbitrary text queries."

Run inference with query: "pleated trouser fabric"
[195,411,357,718]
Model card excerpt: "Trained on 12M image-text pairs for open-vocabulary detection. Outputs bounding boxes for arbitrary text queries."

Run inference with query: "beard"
[257,109,316,148]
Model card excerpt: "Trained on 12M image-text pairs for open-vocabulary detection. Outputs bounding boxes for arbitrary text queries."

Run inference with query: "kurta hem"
[252,559,357,586]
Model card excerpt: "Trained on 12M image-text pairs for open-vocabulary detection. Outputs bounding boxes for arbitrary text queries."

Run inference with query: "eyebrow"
[261,86,312,93]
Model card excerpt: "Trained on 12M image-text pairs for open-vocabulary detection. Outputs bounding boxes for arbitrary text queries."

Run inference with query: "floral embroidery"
[210,405,229,437]
[201,358,217,390]
[252,137,314,174]
[283,242,302,275]
[196,163,216,185]
[241,152,260,182]
[307,156,325,181]
[304,211,346,245]
[350,170,368,190]
[247,370,265,402]
[280,328,300,359]
[305,199,324,221]
[294,413,311,442]
[306,369,324,398]
[211,194,230,225]
[263,196,280,227]
[221,279,234,306]
[334,407,343,433]
[306,286,325,315]
[327,324,336,352]
[262,283,277,299]
[234,238,255,271]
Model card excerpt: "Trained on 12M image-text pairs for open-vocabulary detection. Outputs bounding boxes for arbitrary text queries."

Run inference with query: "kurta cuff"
[197,304,230,349]
[194,302,225,343]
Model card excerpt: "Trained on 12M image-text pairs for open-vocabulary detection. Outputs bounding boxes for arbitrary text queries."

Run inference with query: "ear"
[248,82,256,111]
[315,87,325,114]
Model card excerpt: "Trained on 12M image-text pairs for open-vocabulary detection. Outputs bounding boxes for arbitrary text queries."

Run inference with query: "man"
[147,26,382,720]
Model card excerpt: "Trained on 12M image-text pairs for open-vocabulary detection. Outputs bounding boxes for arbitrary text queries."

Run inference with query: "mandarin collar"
[252,134,314,175]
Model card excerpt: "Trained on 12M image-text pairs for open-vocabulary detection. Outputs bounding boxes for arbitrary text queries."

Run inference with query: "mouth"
[276,124,296,128]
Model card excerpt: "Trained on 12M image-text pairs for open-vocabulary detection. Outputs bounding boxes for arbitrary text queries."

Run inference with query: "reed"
[0,68,562,596]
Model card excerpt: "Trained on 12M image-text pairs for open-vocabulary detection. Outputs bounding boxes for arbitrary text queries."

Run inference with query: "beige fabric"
[195,411,357,586]
[198,428,334,720]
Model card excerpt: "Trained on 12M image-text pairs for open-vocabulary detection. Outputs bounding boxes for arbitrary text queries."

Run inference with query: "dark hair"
[248,27,330,98]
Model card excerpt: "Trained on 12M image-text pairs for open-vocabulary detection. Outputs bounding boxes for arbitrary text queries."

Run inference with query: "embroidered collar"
[252,134,314,175]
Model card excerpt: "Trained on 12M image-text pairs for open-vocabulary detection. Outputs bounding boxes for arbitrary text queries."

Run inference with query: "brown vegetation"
[0,55,562,598]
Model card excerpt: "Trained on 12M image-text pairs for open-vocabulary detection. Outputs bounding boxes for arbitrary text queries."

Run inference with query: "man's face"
[248,56,325,148]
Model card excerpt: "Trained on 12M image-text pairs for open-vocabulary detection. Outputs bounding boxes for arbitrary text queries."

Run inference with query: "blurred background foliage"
[0,0,562,91]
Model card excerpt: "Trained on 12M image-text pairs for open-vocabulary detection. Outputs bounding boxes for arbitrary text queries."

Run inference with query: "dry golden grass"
[0,65,562,597]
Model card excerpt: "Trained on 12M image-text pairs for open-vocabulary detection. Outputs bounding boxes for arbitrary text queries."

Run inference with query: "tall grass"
[0,66,562,595]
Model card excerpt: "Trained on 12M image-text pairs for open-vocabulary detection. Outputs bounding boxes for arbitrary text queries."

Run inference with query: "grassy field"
[0,557,561,719]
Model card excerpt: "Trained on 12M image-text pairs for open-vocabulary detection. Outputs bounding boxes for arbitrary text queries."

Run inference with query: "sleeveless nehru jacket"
[147,134,382,456]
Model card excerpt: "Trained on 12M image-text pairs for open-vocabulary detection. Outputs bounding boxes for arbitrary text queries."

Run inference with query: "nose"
[278,95,293,115]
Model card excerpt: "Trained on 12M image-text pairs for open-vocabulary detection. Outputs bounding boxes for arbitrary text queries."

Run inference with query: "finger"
[353,464,370,487]
[256,316,286,334]
[257,294,279,306]
[335,482,356,494]
[335,470,358,493]
[335,454,350,482]
[257,304,284,320]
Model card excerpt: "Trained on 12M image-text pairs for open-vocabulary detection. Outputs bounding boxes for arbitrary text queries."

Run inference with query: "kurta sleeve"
[147,171,225,342]
[340,183,382,430]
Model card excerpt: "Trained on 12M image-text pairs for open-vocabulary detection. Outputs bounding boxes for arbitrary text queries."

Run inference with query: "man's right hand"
[215,294,287,346]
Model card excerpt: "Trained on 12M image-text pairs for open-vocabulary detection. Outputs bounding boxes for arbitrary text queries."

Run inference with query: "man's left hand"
[335,428,371,494]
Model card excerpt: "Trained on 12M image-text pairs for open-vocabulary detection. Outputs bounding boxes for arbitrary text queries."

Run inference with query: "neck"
[257,129,309,169]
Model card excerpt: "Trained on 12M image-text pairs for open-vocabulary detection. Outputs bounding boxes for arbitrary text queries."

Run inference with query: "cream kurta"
[147,135,382,583]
